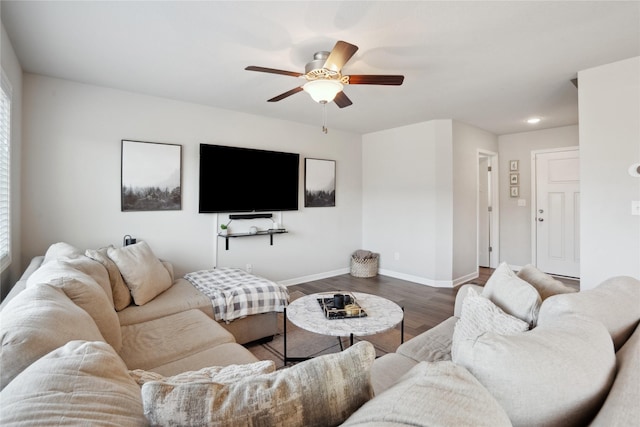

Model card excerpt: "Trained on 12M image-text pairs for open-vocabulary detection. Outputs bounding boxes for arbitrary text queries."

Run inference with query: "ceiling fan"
[245,40,404,109]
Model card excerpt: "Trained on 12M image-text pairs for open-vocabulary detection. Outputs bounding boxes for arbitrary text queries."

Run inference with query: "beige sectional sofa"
[2,244,638,426]
[365,263,640,427]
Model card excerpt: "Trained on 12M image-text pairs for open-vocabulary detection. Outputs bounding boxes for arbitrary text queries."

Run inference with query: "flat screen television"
[199,144,300,213]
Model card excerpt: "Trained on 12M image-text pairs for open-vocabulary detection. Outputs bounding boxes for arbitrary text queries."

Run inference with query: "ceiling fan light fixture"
[303,79,343,103]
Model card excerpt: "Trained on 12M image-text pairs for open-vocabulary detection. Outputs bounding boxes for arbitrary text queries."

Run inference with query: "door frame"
[477,149,500,269]
[530,146,580,268]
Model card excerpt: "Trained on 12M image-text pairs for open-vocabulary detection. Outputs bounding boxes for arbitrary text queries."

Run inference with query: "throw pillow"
[454,311,616,427]
[482,262,542,326]
[86,247,132,311]
[0,340,146,426]
[107,241,172,306]
[343,361,512,427]
[451,287,529,361]
[129,360,276,386]
[141,341,376,427]
[26,259,123,352]
[0,284,104,390]
[517,264,577,301]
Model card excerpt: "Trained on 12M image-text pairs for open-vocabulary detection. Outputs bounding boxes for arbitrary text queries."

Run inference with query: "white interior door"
[534,149,580,278]
[478,156,490,267]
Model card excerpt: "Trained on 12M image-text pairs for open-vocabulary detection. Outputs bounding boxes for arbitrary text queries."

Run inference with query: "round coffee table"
[284,291,404,364]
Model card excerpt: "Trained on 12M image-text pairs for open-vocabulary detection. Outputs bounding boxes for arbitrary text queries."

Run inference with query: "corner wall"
[579,56,640,288]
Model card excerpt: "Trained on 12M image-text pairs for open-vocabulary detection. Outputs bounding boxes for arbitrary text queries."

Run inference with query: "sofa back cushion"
[0,340,146,426]
[86,247,132,311]
[107,241,172,306]
[26,260,122,351]
[453,311,616,427]
[482,262,542,327]
[517,264,577,301]
[343,361,512,427]
[42,241,83,264]
[0,284,104,390]
[539,275,640,351]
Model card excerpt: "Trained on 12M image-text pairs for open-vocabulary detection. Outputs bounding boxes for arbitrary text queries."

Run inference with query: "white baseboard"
[280,267,486,289]
[378,268,454,288]
[453,271,479,287]
[279,268,350,287]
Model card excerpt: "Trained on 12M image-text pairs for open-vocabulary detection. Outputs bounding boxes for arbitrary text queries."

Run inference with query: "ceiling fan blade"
[347,75,405,85]
[323,40,359,72]
[245,66,303,78]
[334,91,353,108]
[267,86,304,102]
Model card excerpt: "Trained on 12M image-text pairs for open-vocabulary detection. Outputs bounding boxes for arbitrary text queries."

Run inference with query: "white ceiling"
[2,1,639,135]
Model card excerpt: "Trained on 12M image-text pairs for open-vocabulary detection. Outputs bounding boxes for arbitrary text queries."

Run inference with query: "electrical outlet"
[246,264,252,273]
[632,201,640,216]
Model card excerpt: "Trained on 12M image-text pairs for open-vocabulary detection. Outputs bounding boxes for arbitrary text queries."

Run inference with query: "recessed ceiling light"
[527,117,541,124]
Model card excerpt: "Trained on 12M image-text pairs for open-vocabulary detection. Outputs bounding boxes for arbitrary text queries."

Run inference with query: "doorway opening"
[478,150,499,269]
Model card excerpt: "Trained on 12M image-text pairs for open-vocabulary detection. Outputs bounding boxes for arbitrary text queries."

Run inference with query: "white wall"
[0,22,23,299]
[452,121,498,282]
[21,74,363,284]
[498,125,579,268]
[362,120,453,285]
[362,119,497,286]
[579,56,640,288]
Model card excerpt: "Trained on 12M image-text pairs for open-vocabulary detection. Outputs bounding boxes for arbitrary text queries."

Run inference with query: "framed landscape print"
[305,158,336,207]
[121,140,182,211]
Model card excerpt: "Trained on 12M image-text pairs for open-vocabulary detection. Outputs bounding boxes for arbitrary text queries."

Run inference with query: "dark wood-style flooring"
[288,267,579,339]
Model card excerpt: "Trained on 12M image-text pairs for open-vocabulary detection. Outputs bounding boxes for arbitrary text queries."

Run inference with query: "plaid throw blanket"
[184,267,289,322]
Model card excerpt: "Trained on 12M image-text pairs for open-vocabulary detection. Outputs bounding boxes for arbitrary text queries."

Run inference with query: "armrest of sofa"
[454,284,484,317]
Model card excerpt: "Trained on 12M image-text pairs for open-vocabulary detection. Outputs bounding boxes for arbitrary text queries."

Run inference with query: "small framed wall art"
[510,160,519,171]
[305,158,336,207]
[510,173,519,185]
[510,186,519,198]
[121,139,182,211]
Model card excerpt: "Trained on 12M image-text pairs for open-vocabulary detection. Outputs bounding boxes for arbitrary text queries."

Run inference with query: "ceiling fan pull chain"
[322,101,328,134]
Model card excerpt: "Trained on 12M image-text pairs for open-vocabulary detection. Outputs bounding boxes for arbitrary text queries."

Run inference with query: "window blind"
[0,70,11,271]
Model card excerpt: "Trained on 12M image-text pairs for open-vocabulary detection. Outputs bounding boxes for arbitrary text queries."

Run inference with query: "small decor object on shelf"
[219,224,229,236]
[350,249,379,278]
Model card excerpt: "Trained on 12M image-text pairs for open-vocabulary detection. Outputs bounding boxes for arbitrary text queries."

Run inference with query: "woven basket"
[350,254,379,278]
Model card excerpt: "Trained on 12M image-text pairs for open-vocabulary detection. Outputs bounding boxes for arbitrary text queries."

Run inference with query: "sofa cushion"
[396,316,457,362]
[42,241,83,264]
[129,360,275,386]
[27,259,122,351]
[117,278,212,326]
[86,246,132,311]
[370,353,419,395]
[482,262,542,327]
[148,343,260,377]
[107,241,172,306]
[0,340,146,426]
[343,361,511,427]
[62,255,114,307]
[118,309,236,370]
[590,324,640,426]
[141,341,376,427]
[516,264,577,301]
[539,275,640,350]
[451,287,529,360]
[0,284,105,390]
[454,311,616,427]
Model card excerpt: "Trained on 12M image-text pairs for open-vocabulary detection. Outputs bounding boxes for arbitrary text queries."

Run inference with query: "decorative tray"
[317,293,367,320]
